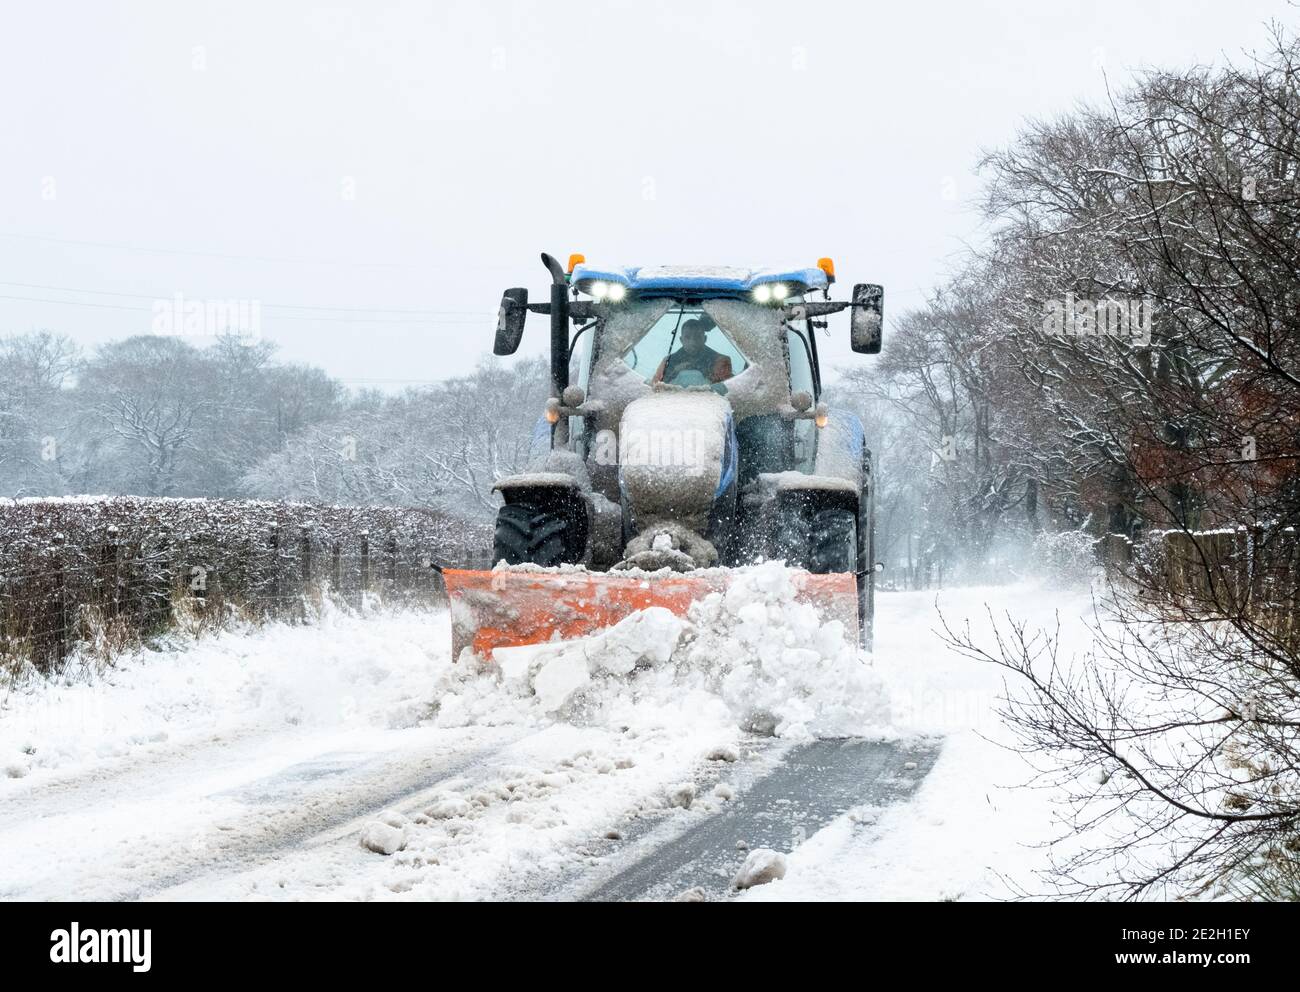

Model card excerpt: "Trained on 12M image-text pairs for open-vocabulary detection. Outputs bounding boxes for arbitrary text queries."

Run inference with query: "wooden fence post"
[267,525,281,617]
[100,525,121,619]
[359,530,370,601]
[154,524,173,631]
[300,524,313,589]
[386,531,398,597]
[1104,533,1131,571]
[1246,525,1264,609]
[1165,531,1189,599]
[52,532,67,666]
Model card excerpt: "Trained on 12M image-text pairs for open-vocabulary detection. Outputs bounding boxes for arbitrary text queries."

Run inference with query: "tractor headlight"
[753,285,772,304]
[606,282,626,302]
[770,283,789,301]
[589,281,609,300]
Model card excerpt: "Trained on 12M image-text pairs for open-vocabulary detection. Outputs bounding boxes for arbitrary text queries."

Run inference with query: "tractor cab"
[619,306,747,391]
[546,261,879,513]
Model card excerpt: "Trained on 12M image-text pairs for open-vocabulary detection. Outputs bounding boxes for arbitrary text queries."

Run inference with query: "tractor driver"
[653,318,733,385]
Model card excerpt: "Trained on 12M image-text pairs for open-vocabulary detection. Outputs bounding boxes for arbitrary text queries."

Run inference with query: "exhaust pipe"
[541,252,569,397]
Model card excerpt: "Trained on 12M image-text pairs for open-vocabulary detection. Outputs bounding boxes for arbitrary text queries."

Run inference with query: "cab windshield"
[620,304,750,392]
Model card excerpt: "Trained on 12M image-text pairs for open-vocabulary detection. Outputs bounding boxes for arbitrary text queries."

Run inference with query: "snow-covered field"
[0,568,1098,901]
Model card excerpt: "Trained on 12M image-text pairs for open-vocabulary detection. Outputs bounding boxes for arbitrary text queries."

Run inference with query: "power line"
[0,293,490,325]
[0,294,143,313]
[0,231,516,270]
[0,231,416,268]
[0,281,492,316]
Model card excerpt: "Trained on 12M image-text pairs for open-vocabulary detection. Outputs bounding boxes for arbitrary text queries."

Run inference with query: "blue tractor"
[444,252,883,658]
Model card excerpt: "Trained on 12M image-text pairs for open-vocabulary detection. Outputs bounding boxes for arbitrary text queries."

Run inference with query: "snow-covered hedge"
[0,496,490,675]
[1027,529,1102,587]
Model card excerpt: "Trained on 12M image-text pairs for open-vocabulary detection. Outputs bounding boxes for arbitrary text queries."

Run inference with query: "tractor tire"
[775,500,869,650]
[774,502,857,574]
[807,507,857,575]
[493,501,582,567]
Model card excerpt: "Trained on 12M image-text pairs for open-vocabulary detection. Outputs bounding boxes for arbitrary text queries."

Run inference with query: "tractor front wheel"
[775,500,869,649]
[807,506,857,575]
[493,501,583,567]
[775,502,857,574]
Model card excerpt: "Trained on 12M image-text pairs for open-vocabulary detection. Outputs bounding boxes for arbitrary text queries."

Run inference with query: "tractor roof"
[570,263,830,298]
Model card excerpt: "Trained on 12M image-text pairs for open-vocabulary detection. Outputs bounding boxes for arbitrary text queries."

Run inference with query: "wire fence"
[0,497,493,674]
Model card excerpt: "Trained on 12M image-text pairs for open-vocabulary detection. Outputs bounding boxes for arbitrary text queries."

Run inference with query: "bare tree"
[931,28,1300,898]
[241,357,548,519]
[0,331,80,496]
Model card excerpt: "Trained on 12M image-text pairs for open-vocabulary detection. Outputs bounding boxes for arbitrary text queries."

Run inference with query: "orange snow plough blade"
[442,568,858,661]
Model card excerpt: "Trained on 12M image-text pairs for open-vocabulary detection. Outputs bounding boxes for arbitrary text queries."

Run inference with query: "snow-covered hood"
[618,390,734,536]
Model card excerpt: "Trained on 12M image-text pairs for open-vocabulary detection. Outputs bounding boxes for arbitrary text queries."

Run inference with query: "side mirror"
[494,288,528,356]
[850,283,883,354]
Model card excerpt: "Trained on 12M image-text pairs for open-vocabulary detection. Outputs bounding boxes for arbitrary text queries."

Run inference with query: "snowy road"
[569,737,941,901]
[0,724,523,900]
[0,571,1097,901]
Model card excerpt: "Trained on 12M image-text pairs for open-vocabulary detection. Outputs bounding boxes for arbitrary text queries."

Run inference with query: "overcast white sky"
[1,1,1293,387]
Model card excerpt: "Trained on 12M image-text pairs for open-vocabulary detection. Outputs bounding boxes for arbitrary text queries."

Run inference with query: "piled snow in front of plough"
[438,561,888,741]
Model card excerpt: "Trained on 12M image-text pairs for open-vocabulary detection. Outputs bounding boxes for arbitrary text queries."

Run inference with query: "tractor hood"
[617,390,736,538]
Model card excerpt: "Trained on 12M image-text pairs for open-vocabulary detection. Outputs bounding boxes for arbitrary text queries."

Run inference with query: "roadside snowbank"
[0,602,447,785]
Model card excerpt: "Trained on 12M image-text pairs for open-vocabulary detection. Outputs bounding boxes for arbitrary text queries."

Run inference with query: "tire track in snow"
[128,734,527,901]
[571,736,942,901]
[0,723,285,829]
[0,727,528,900]
[153,722,746,901]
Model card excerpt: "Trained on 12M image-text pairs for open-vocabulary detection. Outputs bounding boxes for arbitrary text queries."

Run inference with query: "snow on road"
[742,583,1097,901]
[0,570,1098,901]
